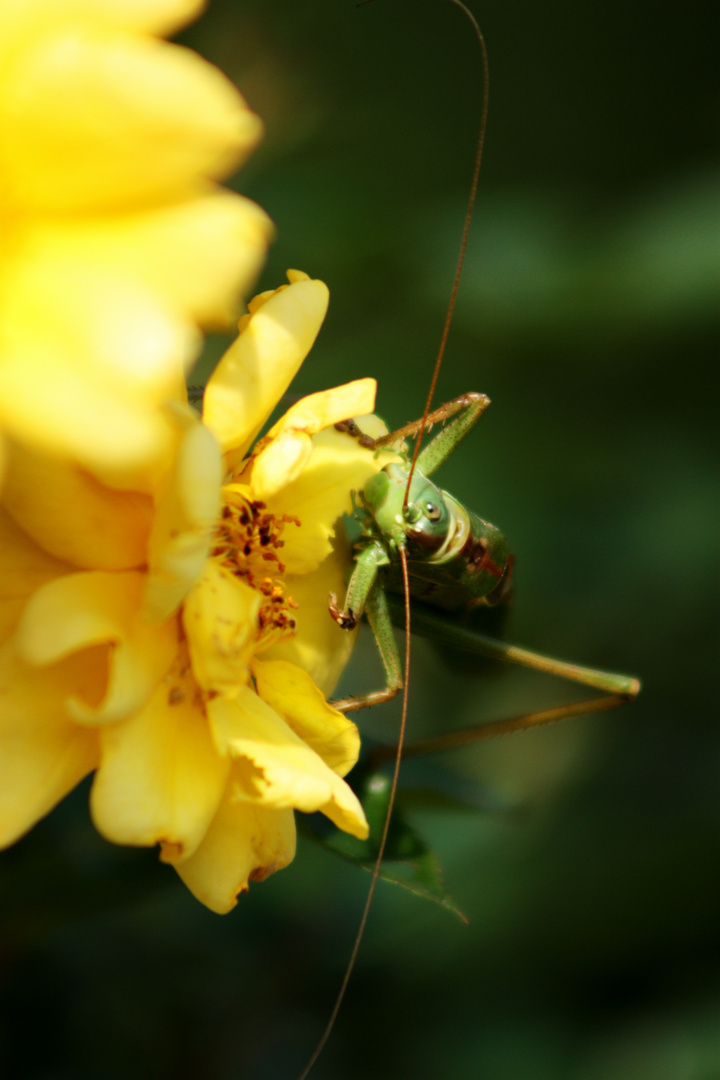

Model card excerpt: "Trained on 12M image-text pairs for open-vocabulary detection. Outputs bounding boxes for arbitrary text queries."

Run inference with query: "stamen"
[212,491,301,646]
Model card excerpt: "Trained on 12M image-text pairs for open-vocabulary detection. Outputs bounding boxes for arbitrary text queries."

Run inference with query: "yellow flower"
[0,0,271,484]
[0,272,388,913]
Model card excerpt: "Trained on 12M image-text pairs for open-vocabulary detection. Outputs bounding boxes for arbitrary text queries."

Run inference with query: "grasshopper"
[300,396,640,1080]
[329,390,640,730]
[302,257,641,1080]
[324,0,639,755]
[297,3,640,1076]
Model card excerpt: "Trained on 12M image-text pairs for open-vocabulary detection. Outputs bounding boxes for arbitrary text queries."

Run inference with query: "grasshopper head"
[363,463,451,554]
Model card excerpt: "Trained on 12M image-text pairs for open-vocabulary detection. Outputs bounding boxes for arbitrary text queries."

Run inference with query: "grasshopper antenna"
[404,0,489,508]
[298,5,486,1076]
[296,547,412,1080]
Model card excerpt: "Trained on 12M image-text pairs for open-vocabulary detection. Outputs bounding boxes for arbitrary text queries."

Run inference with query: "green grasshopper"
[325,0,638,736]
[301,389,640,1080]
[300,381,640,1080]
[329,391,640,732]
[297,4,640,1076]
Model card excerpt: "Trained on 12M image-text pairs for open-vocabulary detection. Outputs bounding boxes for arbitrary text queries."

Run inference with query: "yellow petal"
[0,199,269,478]
[173,784,296,914]
[268,378,377,441]
[112,0,204,36]
[99,192,272,328]
[182,561,259,694]
[202,275,329,456]
[250,380,378,502]
[17,194,271,331]
[4,218,196,391]
[0,509,72,646]
[91,650,228,857]
[144,409,222,622]
[266,425,391,576]
[262,536,359,697]
[0,1,205,46]
[0,644,100,848]
[252,658,360,777]
[15,571,177,724]
[208,690,368,840]
[0,251,187,479]
[2,439,152,571]
[2,26,262,212]
[250,429,313,502]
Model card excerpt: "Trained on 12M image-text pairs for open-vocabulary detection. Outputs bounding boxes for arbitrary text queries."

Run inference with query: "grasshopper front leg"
[335,393,490,479]
[375,392,491,478]
[329,543,404,712]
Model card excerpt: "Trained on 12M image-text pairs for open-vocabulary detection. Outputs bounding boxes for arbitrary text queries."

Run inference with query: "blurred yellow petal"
[91,651,228,856]
[209,690,368,839]
[16,571,176,724]
[0,645,101,848]
[2,440,152,571]
[0,510,72,646]
[6,221,194,392]
[203,275,329,457]
[0,253,186,478]
[182,561,259,694]
[252,658,360,777]
[12,194,271,336]
[262,536,359,697]
[172,785,296,914]
[144,409,222,622]
[0,4,269,475]
[97,192,272,328]
[1,26,262,212]
[0,0,205,46]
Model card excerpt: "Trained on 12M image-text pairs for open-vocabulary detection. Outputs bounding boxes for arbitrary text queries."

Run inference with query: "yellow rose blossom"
[0,0,271,484]
[0,272,391,913]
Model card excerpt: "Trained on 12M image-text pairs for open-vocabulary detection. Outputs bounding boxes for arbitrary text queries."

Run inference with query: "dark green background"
[2,2,718,1077]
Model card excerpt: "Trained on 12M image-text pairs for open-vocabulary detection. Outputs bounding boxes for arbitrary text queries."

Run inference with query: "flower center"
[212,490,301,647]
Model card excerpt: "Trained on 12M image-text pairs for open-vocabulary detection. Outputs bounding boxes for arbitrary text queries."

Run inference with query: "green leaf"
[301,765,468,922]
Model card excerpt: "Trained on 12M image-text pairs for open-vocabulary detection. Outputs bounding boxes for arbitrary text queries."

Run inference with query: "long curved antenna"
[296,548,412,1080]
[298,4,486,1075]
[404,0,489,507]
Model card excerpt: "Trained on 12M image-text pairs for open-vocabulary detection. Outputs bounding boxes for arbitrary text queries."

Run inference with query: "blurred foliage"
[1,1,718,1077]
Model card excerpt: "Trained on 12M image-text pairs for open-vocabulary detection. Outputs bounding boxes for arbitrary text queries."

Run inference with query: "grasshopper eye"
[424,501,442,521]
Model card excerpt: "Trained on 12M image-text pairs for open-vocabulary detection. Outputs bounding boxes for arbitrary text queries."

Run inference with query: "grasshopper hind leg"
[373,690,637,764]
[376,598,640,761]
